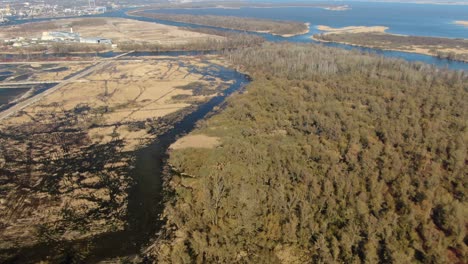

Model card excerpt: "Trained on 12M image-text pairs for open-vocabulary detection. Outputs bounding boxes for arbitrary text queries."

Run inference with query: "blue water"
[148,2,468,38]
[125,2,468,71]
[2,2,468,70]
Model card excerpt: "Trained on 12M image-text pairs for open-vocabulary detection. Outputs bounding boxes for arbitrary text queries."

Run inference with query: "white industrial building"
[41,29,80,42]
[41,28,111,44]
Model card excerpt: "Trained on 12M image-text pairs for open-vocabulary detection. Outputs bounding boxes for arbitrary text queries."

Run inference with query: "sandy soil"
[0,17,222,45]
[0,55,233,252]
[316,25,389,34]
[454,20,468,27]
[312,34,468,59]
[313,25,468,61]
[170,134,221,150]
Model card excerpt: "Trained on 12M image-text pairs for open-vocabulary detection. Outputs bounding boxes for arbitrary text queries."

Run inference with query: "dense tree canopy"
[149,43,467,263]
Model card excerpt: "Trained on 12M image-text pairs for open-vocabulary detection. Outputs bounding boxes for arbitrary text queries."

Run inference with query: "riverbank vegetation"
[0,57,237,262]
[130,11,309,37]
[149,43,467,263]
[314,31,468,62]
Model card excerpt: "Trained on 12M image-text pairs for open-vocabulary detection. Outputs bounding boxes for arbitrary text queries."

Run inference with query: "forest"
[130,11,308,36]
[148,43,467,263]
[314,32,468,62]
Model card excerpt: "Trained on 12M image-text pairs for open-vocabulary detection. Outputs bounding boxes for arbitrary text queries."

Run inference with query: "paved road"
[0,81,62,87]
[0,51,134,121]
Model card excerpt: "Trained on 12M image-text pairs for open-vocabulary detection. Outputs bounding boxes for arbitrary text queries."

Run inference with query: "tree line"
[131,11,308,36]
[314,32,468,62]
[148,42,467,263]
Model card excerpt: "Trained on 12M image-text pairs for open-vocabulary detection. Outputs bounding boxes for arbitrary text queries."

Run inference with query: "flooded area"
[0,53,250,263]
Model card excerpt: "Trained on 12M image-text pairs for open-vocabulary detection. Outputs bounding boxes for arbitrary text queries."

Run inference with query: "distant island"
[313,25,468,62]
[324,5,352,11]
[455,20,468,27]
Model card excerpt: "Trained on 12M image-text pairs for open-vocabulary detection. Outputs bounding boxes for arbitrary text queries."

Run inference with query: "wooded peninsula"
[129,11,309,37]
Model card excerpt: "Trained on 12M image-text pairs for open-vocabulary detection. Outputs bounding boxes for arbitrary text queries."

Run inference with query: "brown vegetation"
[148,43,467,263]
[0,56,235,261]
[0,18,220,45]
[130,11,309,37]
[314,31,468,62]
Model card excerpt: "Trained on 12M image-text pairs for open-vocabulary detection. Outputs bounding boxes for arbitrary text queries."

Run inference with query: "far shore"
[312,36,468,62]
[127,10,310,38]
[312,25,468,62]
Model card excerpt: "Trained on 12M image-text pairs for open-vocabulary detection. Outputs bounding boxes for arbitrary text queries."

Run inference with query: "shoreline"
[311,35,468,63]
[454,20,468,27]
[127,11,310,38]
[312,25,468,63]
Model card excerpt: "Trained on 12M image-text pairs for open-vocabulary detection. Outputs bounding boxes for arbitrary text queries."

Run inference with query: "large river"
[0,2,467,261]
[3,2,468,70]
[116,2,468,70]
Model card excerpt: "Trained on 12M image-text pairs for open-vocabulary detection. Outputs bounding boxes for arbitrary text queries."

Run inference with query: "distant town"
[0,0,187,23]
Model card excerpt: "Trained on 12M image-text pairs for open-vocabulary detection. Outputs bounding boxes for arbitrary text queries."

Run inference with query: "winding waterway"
[0,53,250,263]
[0,2,467,261]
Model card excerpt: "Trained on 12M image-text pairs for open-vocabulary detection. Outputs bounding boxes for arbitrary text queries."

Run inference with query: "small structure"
[41,28,111,44]
[80,37,112,44]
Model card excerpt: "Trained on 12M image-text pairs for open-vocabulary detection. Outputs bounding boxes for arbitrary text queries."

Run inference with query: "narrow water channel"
[1,55,250,263]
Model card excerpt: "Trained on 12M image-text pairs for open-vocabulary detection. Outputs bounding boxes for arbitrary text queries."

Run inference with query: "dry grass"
[0,17,222,45]
[0,56,233,250]
[170,134,221,150]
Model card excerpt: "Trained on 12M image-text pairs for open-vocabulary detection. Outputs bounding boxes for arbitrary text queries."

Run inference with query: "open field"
[313,25,468,62]
[0,17,221,45]
[130,11,309,37]
[0,55,233,256]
